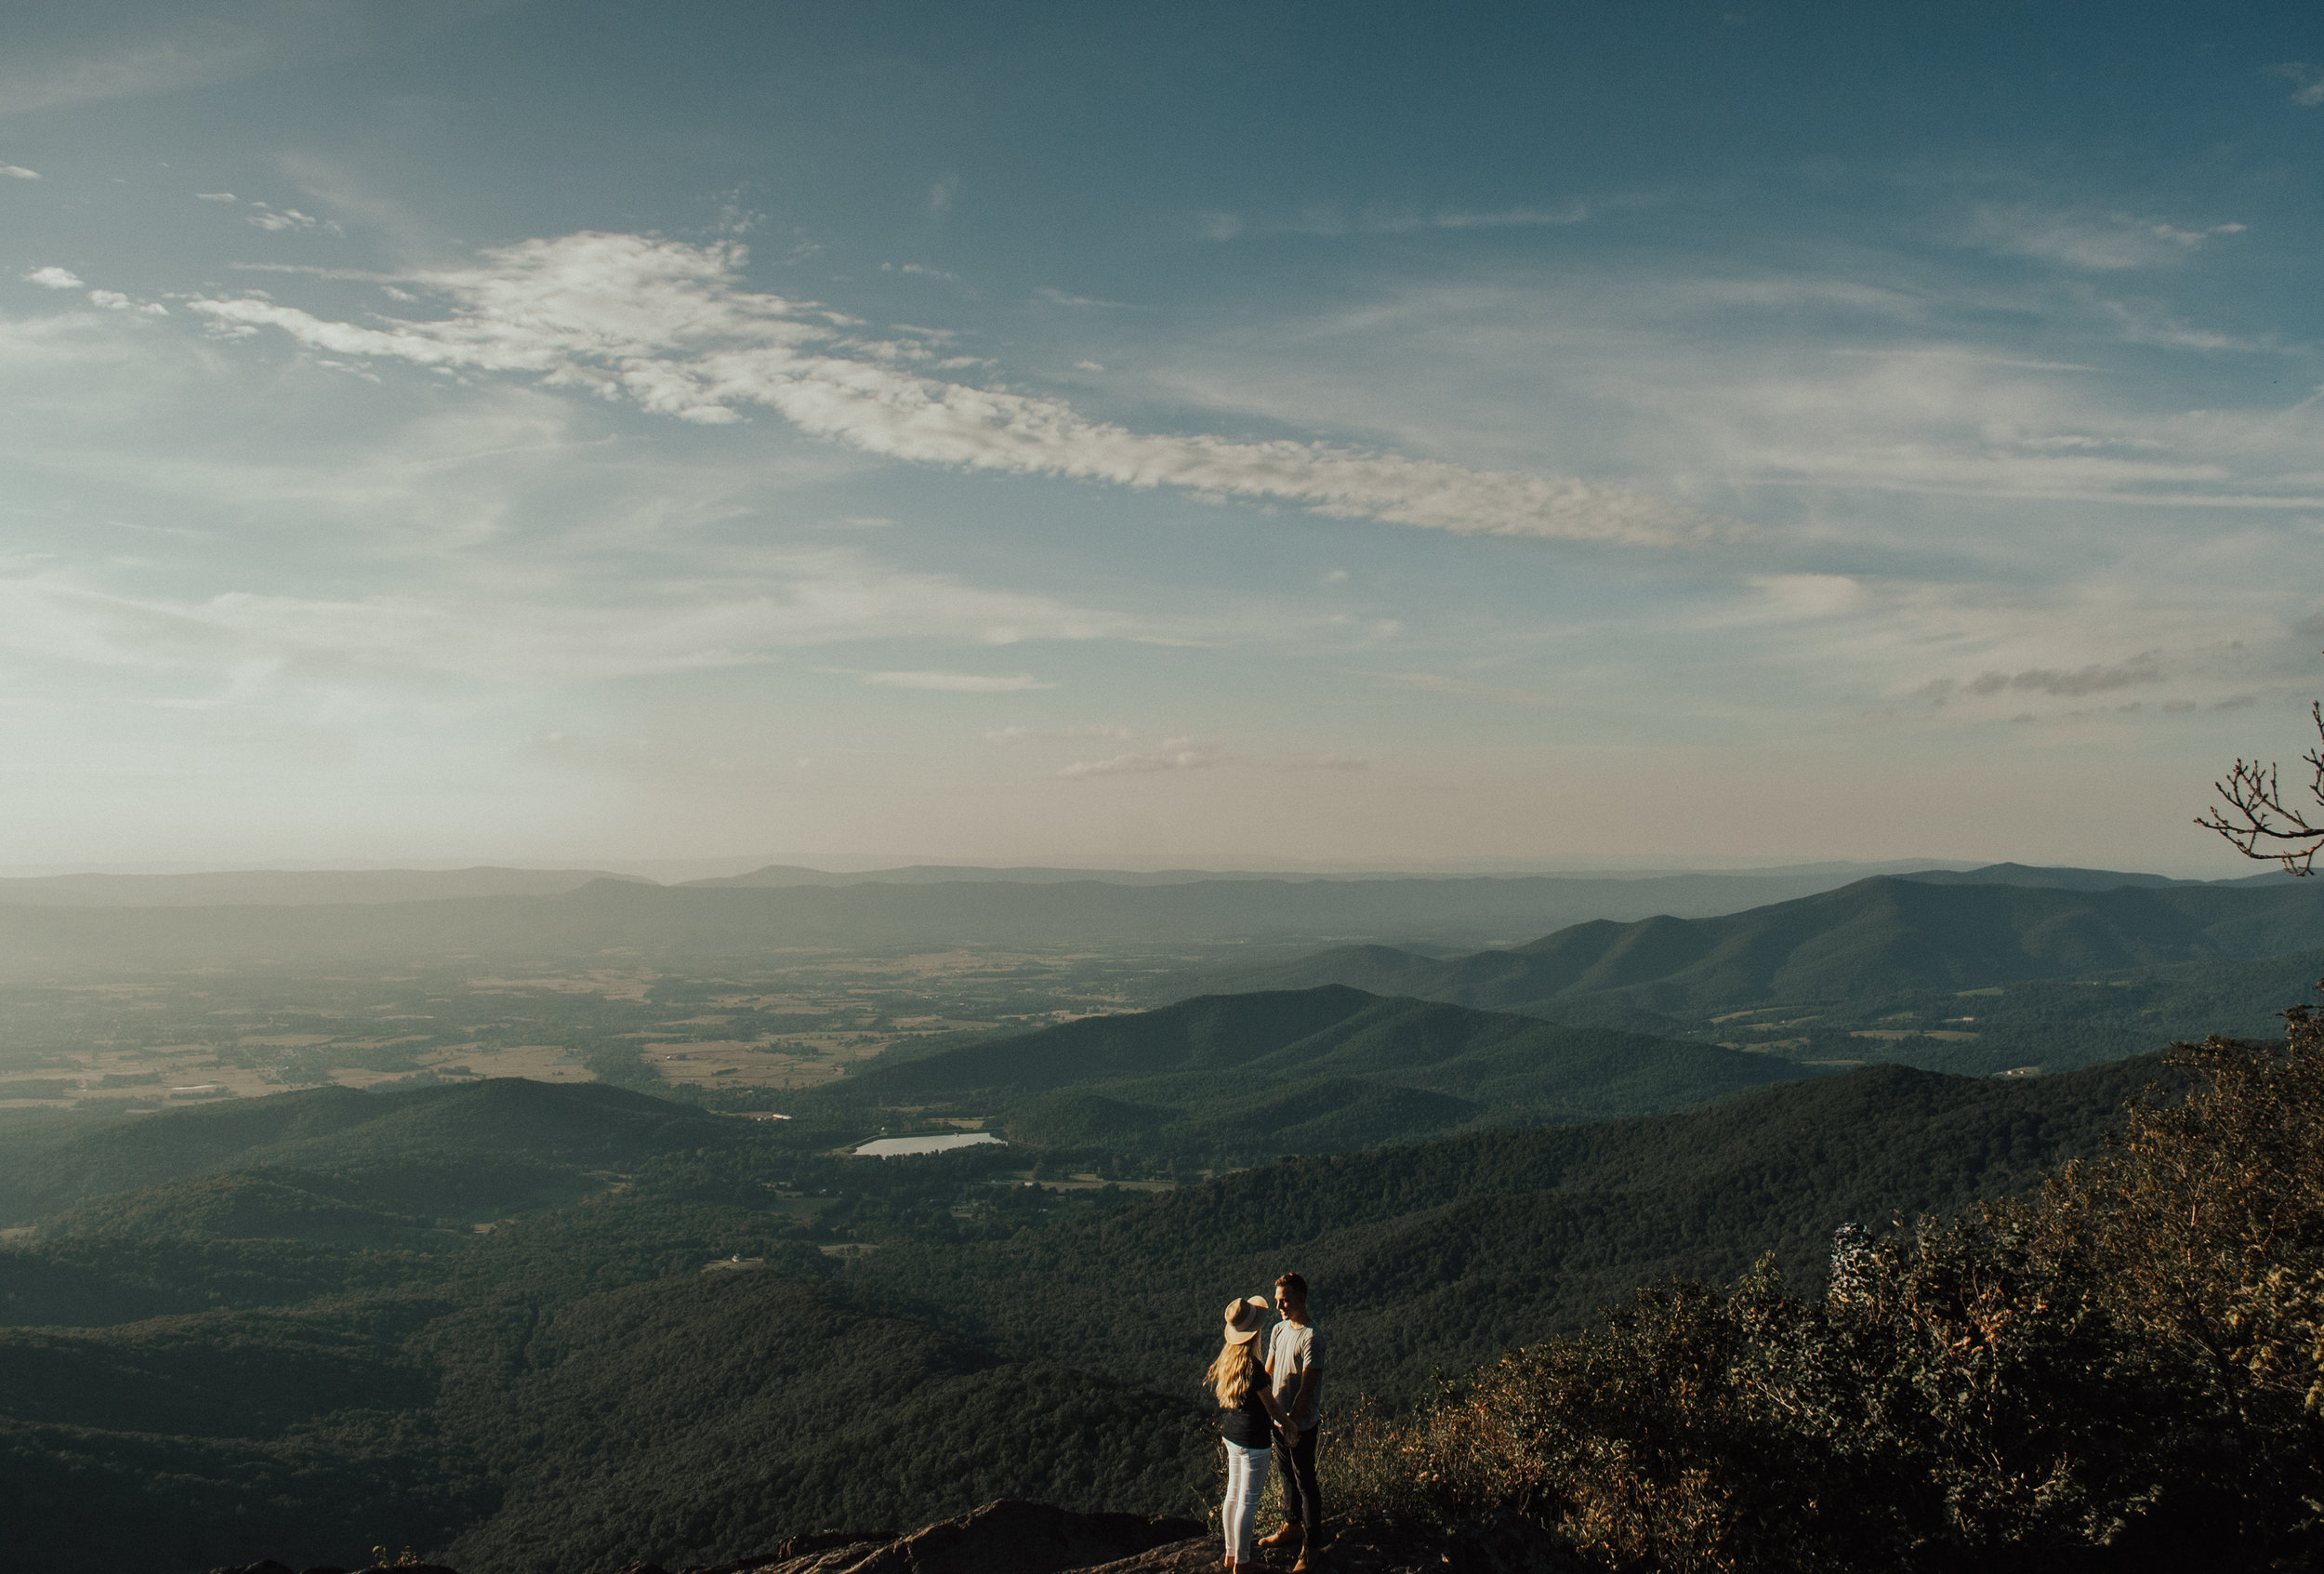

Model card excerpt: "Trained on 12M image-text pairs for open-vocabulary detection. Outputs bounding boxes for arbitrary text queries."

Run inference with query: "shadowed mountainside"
[0,1078,732,1227]
[847,1052,2172,1406]
[811,985,1823,1153]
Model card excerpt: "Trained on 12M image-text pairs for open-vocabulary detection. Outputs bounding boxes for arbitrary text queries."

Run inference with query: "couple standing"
[1206,1272,1324,1572]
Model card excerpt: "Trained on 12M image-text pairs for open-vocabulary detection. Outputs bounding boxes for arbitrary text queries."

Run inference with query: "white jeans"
[1221,1438,1274,1564]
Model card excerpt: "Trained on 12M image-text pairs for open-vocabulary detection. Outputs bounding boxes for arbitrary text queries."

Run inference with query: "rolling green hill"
[0,1049,2178,1574]
[806,985,1825,1157]
[846,1052,2171,1407]
[0,1078,733,1227]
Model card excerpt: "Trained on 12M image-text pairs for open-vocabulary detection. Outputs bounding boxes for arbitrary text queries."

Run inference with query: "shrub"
[1330,1012,2324,1571]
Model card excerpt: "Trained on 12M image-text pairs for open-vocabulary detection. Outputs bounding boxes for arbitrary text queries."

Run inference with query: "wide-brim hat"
[1222,1294,1269,1344]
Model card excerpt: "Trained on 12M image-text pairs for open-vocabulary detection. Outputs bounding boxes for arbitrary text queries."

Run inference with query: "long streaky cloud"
[187,231,1718,547]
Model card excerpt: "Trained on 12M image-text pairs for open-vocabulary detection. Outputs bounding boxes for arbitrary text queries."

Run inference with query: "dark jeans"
[1274,1422,1321,1541]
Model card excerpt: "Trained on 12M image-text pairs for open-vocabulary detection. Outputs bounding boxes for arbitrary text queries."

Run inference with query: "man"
[1258,1271,1323,1567]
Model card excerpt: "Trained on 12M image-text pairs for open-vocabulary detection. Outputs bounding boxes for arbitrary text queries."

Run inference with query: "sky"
[4,0,2323,875]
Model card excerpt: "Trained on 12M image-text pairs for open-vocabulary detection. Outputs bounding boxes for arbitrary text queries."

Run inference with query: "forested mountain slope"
[810,985,1820,1155]
[845,1052,2168,1406]
[0,1078,730,1226]
[1217,875,2324,1017]
[0,1053,2167,1574]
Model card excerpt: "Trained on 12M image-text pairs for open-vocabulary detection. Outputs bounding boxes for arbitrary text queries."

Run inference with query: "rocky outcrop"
[1076,1509,1583,1574]
[202,1499,1582,1574]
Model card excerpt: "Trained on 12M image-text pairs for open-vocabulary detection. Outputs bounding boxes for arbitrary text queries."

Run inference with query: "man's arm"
[1277,1367,1316,1437]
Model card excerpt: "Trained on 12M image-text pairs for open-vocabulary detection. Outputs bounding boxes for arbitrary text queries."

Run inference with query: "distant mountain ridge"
[0,870,2030,976]
[0,866,652,908]
[1893,860,2293,891]
[1211,872,2324,1018]
[680,857,1986,889]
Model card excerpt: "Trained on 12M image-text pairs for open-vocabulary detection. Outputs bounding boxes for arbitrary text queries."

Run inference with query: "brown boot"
[1255,1524,1301,1552]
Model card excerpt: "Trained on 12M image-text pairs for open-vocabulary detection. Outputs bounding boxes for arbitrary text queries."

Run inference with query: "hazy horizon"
[5,3,2319,878]
[0,849,2256,884]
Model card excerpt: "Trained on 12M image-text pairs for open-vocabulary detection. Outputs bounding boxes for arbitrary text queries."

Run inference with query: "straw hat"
[1221,1294,1269,1344]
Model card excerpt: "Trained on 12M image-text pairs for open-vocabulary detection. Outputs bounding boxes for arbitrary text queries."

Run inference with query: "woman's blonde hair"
[1206,1336,1261,1409]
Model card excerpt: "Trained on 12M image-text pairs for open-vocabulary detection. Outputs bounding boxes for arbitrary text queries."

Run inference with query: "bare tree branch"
[2196,701,2324,875]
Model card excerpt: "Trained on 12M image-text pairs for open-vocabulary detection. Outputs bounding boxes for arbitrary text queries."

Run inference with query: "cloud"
[1371,205,1590,231]
[926,174,959,219]
[1376,671,1558,706]
[1914,653,2171,708]
[985,724,1133,742]
[245,204,339,233]
[1058,737,1224,777]
[1969,205,2244,271]
[0,545,1118,687]
[1279,752,1367,771]
[1967,653,2165,697]
[862,670,1057,692]
[186,231,1717,547]
[2267,63,2324,107]
[196,191,236,202]
[1205,201,1591,240]
[23,266,83,289]
[1035,286,1123,309]
[0,6,508,119]
[86,289,166,316]
[0,165,37,179]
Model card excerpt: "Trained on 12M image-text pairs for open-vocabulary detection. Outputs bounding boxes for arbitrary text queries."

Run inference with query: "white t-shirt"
[1269,1319,1322,1430]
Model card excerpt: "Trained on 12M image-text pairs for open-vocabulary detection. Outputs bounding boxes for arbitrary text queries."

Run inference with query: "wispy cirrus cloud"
[2267,62,2324,107]
[0,550,1114,689]
[861,670,1056,692]
[1053,738,1365,776]
[1916,653,2167,704]
[244,203,340,234]
[985,724,1132,742]
[1375,670,1560,706]
[183,231,1722,547]
[1968,204,2245,271]
[0,4,519,119]
[0,164,38,179]
[1197,202,1591,239]
[1058,737,1224,778]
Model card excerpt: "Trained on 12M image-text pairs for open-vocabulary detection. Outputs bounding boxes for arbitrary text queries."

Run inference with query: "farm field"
[0,945,1233,1115]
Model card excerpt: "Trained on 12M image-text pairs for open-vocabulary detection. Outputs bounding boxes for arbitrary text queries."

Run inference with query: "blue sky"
[4,0,2322,872]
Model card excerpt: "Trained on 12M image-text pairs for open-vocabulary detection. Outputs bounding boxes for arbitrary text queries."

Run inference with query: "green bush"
[1329,1014,2324,1571]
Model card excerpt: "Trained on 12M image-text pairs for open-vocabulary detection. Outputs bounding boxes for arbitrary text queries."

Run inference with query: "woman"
[1208,1295,1292,1572]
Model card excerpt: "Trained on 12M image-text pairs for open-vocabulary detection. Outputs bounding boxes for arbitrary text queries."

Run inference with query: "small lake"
[852,1132,1004,1157]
